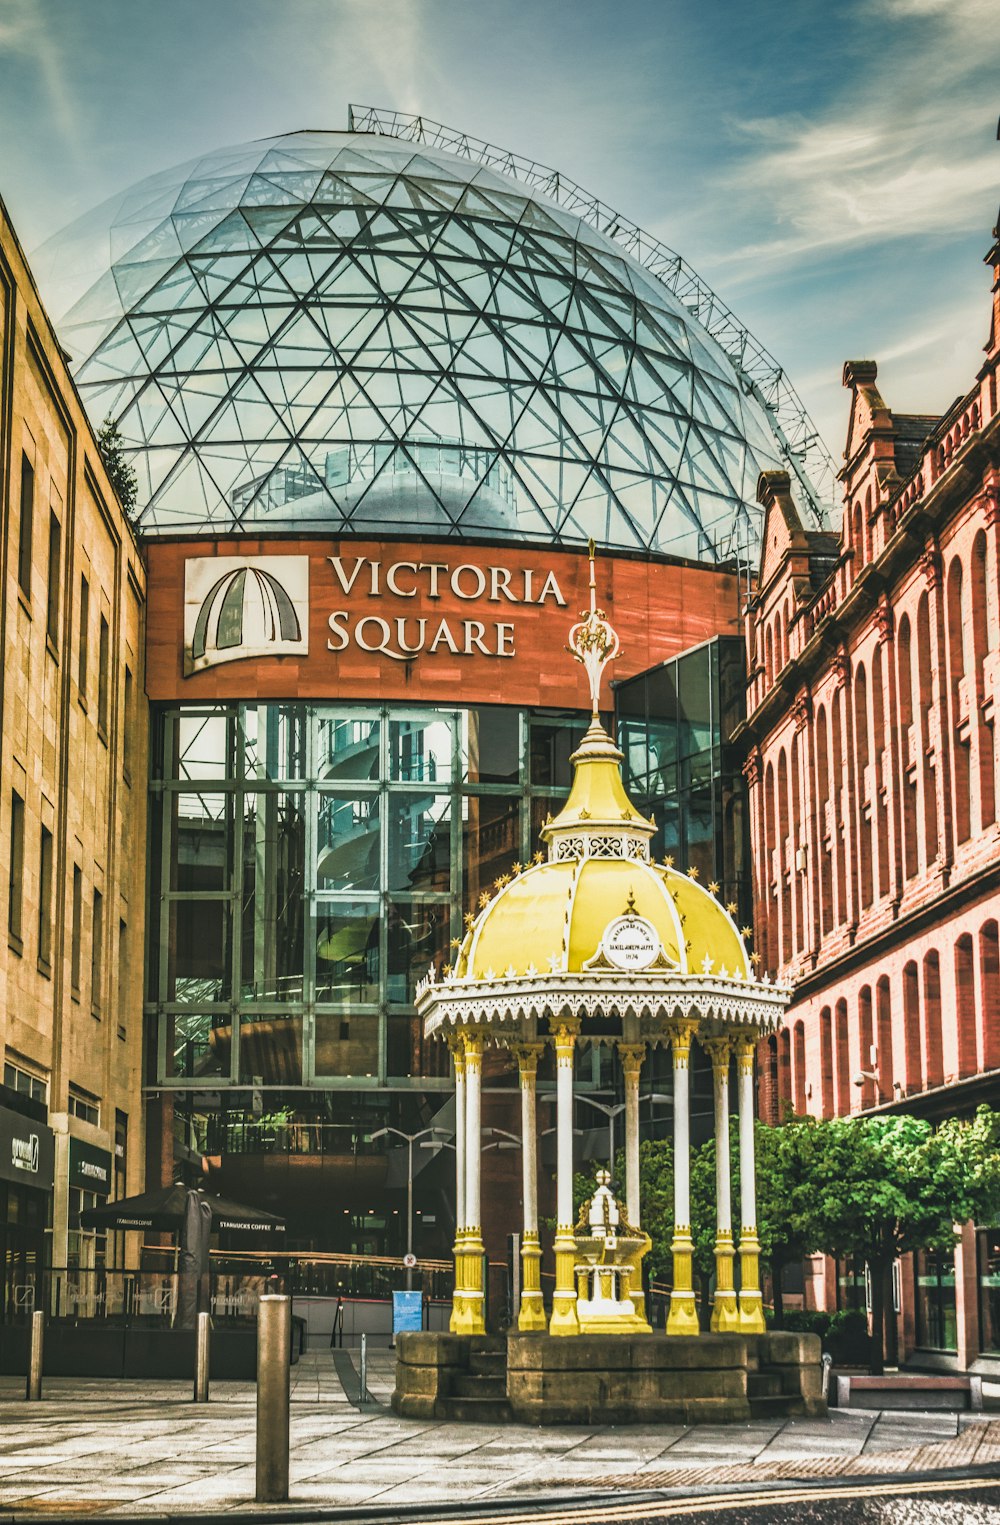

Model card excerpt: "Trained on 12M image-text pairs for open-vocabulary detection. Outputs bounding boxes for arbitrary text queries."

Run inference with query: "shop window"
[97,615,110,740]
[70,865,82,994]
[977,1228,1000,1355]
[915,1249,957,1351]
[8,789,24,949]
[462,707,520,784]
[68,1186,106,1270]
[17,455,33,600]
[46,510,61,647]
[3,1060,47,1104]
[78,575,89,701]
[314,902,379,1005]
[68,1087,100,1127]
[122,667,133,781]
[37,826,53,973]
[91,889,104,1013]
[168,1012,230,1081]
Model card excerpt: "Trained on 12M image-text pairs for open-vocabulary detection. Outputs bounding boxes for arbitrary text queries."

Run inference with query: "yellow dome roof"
[456,854,750,984]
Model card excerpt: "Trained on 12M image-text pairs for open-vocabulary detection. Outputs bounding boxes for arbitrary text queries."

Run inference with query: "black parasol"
[81,1185,285,1329]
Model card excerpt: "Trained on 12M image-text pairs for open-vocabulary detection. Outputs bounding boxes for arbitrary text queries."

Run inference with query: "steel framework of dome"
[42,109,835,562]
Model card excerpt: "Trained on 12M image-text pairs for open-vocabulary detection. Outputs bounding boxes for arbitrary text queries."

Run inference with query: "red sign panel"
[145,536,742,709]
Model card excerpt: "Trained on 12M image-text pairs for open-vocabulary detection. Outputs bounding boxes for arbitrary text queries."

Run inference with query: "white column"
[737,1033,766,1332]
[666,1020,699,1335]
[454,1041,466,1234]
[618,1044,644,1226]
[516,1044,546,1330]
[452,1029,485,1336]
[706,1036,739,1332]
[465,1034,482,1236]
[549,1021,580,1335]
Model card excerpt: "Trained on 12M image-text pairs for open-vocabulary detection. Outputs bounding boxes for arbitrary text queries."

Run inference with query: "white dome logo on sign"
[602,915,661,971]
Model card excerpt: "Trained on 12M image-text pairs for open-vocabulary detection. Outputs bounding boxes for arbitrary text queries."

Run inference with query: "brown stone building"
[741,213,1000,1370]
[0,196,148,1304]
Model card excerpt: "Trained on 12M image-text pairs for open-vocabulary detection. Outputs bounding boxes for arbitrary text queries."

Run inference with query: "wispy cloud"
[339,0,431,119]
[0,0,79,153]
[713,0,999,268]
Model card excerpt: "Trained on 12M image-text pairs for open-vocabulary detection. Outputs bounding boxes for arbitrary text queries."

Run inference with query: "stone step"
[749,1393,802,1419]
[469,1350,506,1376]
[444,1396,514,1424]
[452,1373,508,1400]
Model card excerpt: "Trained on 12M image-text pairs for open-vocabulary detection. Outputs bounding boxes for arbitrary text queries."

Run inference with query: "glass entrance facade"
[147,701,585,1091]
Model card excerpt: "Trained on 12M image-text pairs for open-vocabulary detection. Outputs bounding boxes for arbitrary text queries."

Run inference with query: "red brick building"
[741,214,1000,1371]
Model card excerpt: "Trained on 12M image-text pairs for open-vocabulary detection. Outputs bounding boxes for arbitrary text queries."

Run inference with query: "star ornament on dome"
[478,891,490,908]
[533,851,545,864]
[708,880,720,896]
[726,902,738,916]
[687,865,699,880]
[450,937,462,949]
[567,539,621,718]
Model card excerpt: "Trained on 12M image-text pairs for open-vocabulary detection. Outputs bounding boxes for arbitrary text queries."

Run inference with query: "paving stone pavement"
[0,1352,993,1515]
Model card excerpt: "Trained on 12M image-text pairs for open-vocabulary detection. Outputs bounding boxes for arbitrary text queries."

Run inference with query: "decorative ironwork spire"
[568,539,620,719]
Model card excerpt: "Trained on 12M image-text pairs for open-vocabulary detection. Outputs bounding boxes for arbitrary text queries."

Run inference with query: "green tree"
[807,1108,1000,1374]
[96,416,138,516]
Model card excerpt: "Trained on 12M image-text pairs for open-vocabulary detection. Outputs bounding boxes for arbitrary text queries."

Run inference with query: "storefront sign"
[147,535,743,709]
[0,1106,54,1190]
[68,1137,113,1197]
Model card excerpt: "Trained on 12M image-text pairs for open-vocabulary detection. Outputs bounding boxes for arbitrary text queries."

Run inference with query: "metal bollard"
[194,1311,211,1403]
[255,1294,290,1504]
[821,1351,833,1400]
[26,1310,44,1401]
[359,1331,367,1405]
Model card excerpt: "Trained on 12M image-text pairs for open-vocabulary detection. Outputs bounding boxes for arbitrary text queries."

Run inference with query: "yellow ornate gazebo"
[416,546,790,1342]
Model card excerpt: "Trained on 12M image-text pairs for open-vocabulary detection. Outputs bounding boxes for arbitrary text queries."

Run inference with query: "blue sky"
[1,0,997,457]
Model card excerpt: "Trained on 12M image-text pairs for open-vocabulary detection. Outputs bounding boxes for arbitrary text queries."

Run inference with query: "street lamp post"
[371,1125,453,1289]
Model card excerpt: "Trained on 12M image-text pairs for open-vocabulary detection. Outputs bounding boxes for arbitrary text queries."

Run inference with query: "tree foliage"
[96,416,138,517]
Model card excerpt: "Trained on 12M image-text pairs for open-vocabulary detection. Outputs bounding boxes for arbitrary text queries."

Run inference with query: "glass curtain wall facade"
[615,636,751,924]
[148,702,585,1093]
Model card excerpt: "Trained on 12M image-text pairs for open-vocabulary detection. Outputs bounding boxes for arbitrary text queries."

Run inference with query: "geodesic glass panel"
[40,130,795,562]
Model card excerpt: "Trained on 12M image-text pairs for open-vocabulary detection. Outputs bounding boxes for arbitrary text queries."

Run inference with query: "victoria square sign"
[148,536,740,708]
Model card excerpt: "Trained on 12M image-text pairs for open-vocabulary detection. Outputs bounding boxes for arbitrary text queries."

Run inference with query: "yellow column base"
[666,1229,700,1336]
[518,1233,547,1332]
[710,1233,740,1332]
[548,1228,580,1336]
[450,1228,486,1337]
[738,1230,766,1333]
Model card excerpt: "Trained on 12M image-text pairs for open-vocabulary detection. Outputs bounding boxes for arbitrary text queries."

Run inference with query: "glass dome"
[40,129,799,561]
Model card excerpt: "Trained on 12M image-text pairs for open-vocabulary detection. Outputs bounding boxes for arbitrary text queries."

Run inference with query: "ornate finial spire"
[568,539,620,720]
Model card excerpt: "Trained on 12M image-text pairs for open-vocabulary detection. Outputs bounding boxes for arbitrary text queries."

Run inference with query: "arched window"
[858,985,875,1107]
[832,692,847,923]
[819,1006,834,1116]
[946,555,971,843]
[864,485,873,560]
[922,950,943,1089]
[834,997,850,1115]
[793,1019,807,1114]
[778,1028,792,1112]
[778,749,792,965]
[898,613,919,878]
[791,730,803,952]
[903,960,921,1092]
[876,975,893,1100]
[970,531,995,830]
[955,933,977,1077]
[916,594,938,865]
[854,663,873,910]
[852,503,864,563]
[784,599,792,665]
[764,1034,780,1124]
[765,624,774,688]
[816,705,834,937]
[764,760,778,973]
[872,645,889,898]
[978,920,999,1072]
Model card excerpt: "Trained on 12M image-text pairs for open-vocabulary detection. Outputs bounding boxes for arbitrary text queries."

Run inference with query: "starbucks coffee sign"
[602,915,661,971]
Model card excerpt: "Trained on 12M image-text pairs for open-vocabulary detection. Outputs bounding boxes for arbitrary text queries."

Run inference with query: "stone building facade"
[0,196,148,1300]
[741,215,1000,1370]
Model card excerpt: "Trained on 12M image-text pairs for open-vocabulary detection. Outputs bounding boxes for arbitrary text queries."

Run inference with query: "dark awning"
[80,1183,285,1235]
